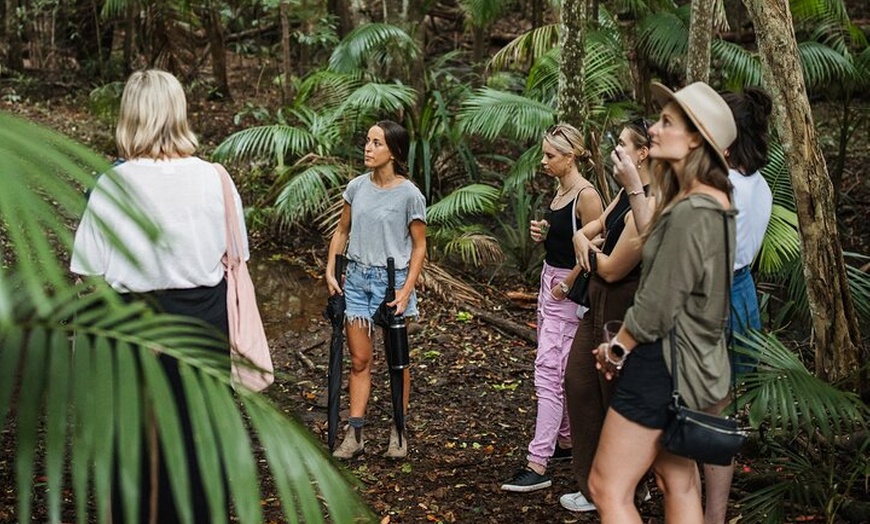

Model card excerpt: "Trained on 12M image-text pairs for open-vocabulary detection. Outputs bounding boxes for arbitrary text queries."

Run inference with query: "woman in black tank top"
[560,119,655,512]
[501,123,603,493]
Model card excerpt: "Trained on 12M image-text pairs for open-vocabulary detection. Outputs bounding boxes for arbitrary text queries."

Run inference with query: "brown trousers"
[564,274,639,498]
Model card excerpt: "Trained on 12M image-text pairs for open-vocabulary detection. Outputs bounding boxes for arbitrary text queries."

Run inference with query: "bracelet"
[628,189,645,197]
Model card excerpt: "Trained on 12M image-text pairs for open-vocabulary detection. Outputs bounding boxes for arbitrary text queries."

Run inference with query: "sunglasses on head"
[547,125,577,150]
[629,118,651,146]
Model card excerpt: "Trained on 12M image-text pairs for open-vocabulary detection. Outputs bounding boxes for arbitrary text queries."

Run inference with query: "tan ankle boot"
[383,426,407,459]
[333,426,364,459]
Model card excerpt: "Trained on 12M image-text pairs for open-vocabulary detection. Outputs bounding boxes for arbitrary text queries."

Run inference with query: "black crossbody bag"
[659,211,749,466]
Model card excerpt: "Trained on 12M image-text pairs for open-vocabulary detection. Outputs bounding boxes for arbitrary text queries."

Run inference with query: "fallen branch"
[466,306,536,344]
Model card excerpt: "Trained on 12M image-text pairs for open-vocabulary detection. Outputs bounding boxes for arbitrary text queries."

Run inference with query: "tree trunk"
[279,1,293,103]
[557,0,587,126]
[200,3,231,99]
[686,0,714,83]
[327,0,354,38]
[5,0,24,71]
[743,0,865,389]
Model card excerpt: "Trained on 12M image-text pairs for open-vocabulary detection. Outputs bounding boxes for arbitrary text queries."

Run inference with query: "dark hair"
[624,118,651,149]
[376,120,410,176]
[721,87,772,175]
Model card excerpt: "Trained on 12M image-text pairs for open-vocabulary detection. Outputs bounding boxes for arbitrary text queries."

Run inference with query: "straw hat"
[650,81,736,170]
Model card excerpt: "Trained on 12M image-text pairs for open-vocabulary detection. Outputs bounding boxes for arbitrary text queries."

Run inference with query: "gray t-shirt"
[344,173,426,268]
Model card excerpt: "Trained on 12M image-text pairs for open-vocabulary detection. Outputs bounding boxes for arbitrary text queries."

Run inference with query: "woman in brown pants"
[559,119,654,513]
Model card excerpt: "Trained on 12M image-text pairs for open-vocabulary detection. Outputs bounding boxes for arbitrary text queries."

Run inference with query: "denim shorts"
[344,260,418,324]
[729,267,762,375]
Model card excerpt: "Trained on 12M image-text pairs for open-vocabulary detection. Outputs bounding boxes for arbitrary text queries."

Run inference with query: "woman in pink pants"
[501,123,603,493]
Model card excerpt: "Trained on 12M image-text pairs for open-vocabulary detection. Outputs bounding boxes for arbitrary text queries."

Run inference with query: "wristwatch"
[558,281,570,294]
[605,338,629,369]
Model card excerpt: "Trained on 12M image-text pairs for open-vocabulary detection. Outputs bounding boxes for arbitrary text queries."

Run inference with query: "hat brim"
[650,82,729,171]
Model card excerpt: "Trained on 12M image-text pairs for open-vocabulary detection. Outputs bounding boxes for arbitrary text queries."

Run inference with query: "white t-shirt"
[729,168,772,270]
[70,157,248,292]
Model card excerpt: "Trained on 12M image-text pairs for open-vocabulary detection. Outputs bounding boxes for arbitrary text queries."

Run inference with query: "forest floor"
[2,59,869,523]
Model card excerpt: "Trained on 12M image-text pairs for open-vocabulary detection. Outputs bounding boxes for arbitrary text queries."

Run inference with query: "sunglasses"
[547,124,577,151]
[629,118,651,146]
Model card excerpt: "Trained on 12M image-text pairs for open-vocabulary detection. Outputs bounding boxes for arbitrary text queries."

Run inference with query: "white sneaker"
[559,491,596,512]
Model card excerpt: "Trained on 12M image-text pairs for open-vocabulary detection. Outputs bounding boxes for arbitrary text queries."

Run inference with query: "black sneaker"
[551,446,572,462]
[500,467,552,492]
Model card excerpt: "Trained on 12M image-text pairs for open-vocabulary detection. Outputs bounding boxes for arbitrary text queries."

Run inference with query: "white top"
[70,157,248,292]
[729,168,772,270]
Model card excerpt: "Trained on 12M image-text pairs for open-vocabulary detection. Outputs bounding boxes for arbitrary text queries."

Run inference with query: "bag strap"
[669,209,735,411]
[214,163,243,267]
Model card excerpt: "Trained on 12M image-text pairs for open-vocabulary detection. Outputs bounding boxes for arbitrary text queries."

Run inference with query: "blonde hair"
[116,70,198,160]
[544,123,594,170]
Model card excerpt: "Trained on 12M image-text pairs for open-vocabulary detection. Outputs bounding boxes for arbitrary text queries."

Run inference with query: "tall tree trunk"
[200,3,230,99]
[5,0,24,71]
[686,0,714,83]
[279,1,293,103]
[327,0,353,38]
[743,0,865,389]
[557,0,587,125]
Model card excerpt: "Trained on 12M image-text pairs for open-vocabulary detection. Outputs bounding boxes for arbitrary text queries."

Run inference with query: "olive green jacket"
[623,194,736,410]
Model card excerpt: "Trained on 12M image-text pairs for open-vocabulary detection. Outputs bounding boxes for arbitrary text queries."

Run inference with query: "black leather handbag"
[660,331,748,465]
[660,212,748,466]
[566,271,591,305]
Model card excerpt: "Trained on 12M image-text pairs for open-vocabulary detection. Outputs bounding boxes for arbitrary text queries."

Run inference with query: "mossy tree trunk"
[557,0,587,126]
[743,0,865,389]
[686,0,714,83]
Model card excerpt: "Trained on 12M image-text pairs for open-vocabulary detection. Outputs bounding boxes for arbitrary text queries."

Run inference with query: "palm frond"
[458,88,556,142]
[637,8,689,75]
[417,261,484,306]
[425,183,501,227]
[489,24,560,72]
[756,141,800,275]
[213,125,317,167]
[438,229,505,267]
[273,160,354,227]
[328,23,420,75]
[737,330,868,437]
[798,41,857,91]
[713,40,763,89]
[336,82,418,118]
[0,112,371,522]
[502,145,543,194]
[844,251,870,323]
[293,70,364,110]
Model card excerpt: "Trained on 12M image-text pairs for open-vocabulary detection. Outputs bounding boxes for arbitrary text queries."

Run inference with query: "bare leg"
[704,463,734,524]
[703,396,735,524]
[589,409,661,524]
[652,450,703,524]
[346,322,373,418]
[403,367,411,413]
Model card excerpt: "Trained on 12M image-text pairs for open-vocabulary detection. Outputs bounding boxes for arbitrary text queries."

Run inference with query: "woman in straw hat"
[585,82,737,523]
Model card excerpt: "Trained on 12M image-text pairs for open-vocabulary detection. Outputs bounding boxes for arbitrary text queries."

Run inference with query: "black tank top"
[601,185,649,278]
[544,190,590,269]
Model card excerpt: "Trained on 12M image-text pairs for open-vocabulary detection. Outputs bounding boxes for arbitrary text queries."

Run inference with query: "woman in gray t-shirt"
[325,120,426,460]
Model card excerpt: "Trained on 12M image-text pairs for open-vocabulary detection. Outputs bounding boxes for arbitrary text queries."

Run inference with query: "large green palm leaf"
[0,112,372,523]
[637,7,689,75]
[425,183,501,228]
[458,88,556,142]
[327,23,420,77]
[737,330,867,436]
[756,142,801,275]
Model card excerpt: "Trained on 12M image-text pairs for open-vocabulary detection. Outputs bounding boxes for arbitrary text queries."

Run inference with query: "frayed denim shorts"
[344,260,418,325]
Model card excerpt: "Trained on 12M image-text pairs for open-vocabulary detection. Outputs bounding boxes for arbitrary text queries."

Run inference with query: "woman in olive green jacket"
[586,82,737,524]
